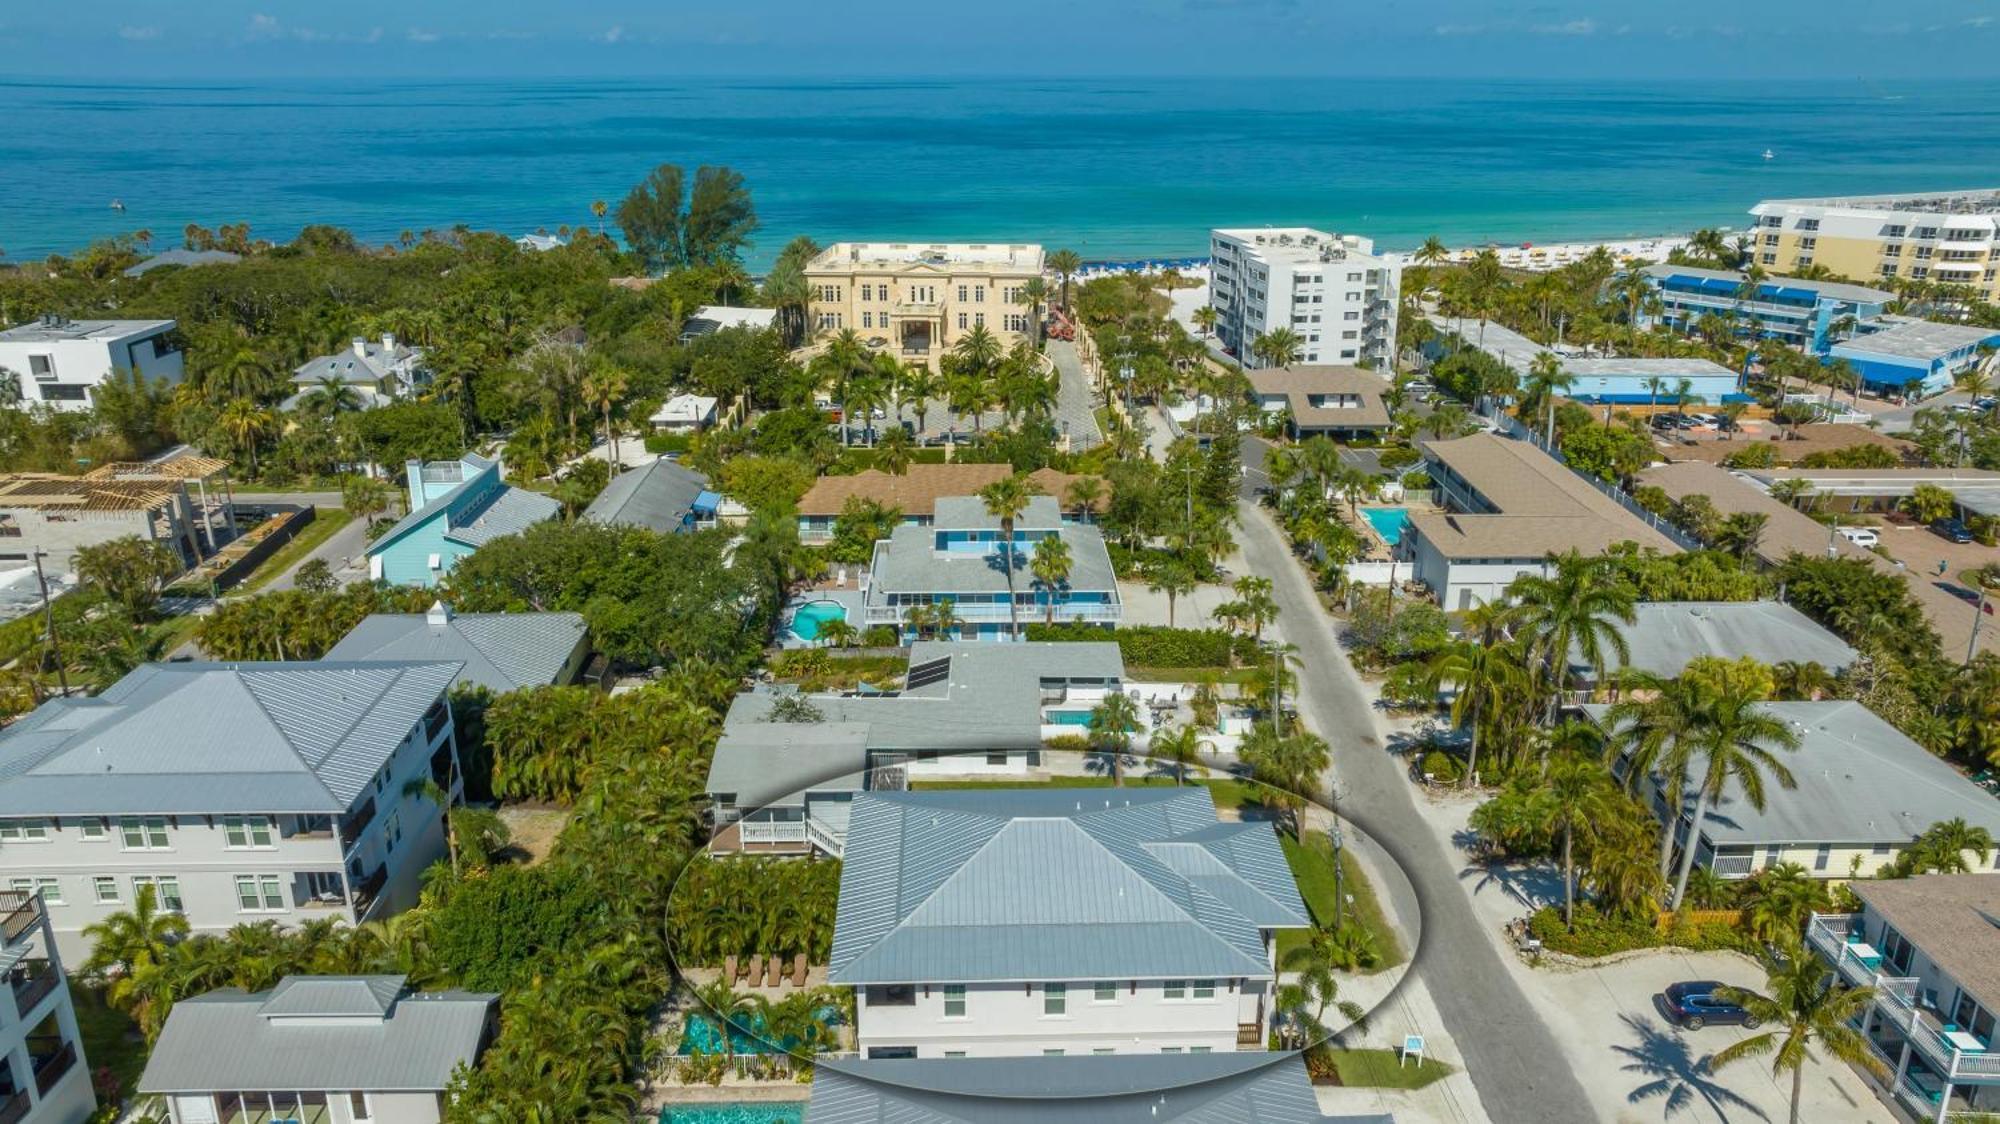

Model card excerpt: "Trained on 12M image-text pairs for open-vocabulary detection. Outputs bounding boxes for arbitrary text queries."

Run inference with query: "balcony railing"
[1872,975,2000,1080]
[0,893,42,945]
[805,817,846,859]
[429,745,454,788]
[338,798,377,847]
[1804,914,1881,988]
[739,819,808,845]
[862,601,1123,626]
[29,1039,75,1096]
[9,961,57,1017]
[1238,1022,1263,1047]
[350,867,387,914]
[0,1088,29,1124]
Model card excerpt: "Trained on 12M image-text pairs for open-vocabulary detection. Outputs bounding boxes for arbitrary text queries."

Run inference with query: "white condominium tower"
[1209,227,1400,369]
[1749,189,2000,301]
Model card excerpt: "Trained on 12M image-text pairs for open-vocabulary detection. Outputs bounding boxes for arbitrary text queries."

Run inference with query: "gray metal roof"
[1574,601,1857,681]
[1834,319,2000,362]
[293,339,424,385]
[441,485,560,547]
[710,642,1127,807]
[0,661,460,816]
[1561,357,1736,378]
[808,1053,1378,1123]
[932,494,1066,531]
[123,249,241,277]
[829,787,1309,986]
[325,605,586,693]
[581,457,710,532]
[1583,700,2000,847]
[866,521,1117,600]
[139,976,495,1095]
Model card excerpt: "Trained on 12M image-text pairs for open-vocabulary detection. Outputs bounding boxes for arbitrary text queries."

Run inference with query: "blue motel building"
[1639,264,1895,355]
[1560,357,1748,405]
[1830,319,2000,399]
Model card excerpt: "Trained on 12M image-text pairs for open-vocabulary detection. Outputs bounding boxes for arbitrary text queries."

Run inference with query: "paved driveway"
[1236,499,1597,1124]
[1047,338,1104,451]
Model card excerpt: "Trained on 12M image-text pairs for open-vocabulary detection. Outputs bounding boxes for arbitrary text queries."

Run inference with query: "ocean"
[4,76,1999,267]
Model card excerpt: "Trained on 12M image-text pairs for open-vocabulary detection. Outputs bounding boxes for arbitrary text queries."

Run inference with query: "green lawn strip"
[74,984,147,1104]
[1277,831,1405,972]
[241,509,356,593]
[146,613,204,657]
[1318,1047,1452,1089]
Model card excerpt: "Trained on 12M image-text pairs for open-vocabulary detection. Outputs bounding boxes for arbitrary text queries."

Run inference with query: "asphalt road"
[1047,338,1105,451]
[1234,498,1596,1124]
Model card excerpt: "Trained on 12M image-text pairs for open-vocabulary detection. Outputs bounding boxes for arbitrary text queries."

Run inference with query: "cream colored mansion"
[804,242,1045,363]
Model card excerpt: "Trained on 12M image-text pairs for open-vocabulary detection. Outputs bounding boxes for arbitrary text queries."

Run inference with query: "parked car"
[1838,527,1881,548]
[1649,413,1683,431]
[1663,981,1760,1030]
[1932,517,1976,544]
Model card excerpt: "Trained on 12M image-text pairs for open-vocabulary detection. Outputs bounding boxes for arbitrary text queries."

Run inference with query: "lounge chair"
[724,955,738,984]
[791,954,808,986]
[765,957,782,987]
[747,953,763,984]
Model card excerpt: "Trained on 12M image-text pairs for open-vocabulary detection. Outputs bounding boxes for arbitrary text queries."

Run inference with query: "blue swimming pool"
[787,600,848,642]
[1047,709,1093,726]
[1361,507,1411,546]
[659,1103,804,1124]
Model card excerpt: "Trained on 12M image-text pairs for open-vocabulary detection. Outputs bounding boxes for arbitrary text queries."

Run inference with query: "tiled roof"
[799,465,1105,518]
[1244,366,1393,430]
[1410,434,1676,560]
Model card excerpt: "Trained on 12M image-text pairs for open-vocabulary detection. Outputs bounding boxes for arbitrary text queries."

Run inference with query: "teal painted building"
[366,454,560,587]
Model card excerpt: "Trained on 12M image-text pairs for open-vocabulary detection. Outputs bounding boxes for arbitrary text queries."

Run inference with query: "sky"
[4,0,1998,80]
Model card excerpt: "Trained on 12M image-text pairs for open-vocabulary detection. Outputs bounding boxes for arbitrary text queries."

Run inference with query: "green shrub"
[429,866,605,992]
[1527,903,1754,958]
[1722,442,1780,469]
[1025,622,1240,667]
[1401,471,1432,491]
[644,432,693,456]
[1378,447,1420,472]
[1419,750,1462,784]
[862,625,901,647]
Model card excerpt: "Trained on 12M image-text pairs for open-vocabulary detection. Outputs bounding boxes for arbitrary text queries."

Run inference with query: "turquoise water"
[658,1104,803,1124]
[1047,710,1093,726]
[1362,507,1411,546]
[788,601,847,642]
[6,78,2000,263]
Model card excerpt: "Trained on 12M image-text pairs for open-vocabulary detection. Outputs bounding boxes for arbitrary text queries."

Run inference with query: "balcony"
[0,893,42,945]
[350,867,387,915]
[1804,914,1879,987]
[284,815,334,841]
[9,961,58,1017]
[429,744,455,788]
[338,798,377,848]
[29,1038,75,1096]
[862,601,1123,626]
[1238,1022,1263,1047]
[1874,976,2000,1081]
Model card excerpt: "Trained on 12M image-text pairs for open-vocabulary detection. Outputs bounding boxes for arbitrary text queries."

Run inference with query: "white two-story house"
[829,786,1310,1059]
[0,660,463,961]
[0,317,184,412]
[1808,875,2000,1122]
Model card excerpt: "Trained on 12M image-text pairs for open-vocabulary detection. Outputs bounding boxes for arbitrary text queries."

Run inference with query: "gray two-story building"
[0,660,463,960]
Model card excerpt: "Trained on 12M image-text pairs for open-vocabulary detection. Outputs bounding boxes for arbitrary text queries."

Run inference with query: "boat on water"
[1762,149,1775,161]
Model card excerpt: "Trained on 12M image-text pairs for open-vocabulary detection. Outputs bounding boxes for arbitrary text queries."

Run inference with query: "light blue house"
[366,454,560,587]
[1830,319,2000,399]
[1560,357,1746,405]
[1638,264,1894,354]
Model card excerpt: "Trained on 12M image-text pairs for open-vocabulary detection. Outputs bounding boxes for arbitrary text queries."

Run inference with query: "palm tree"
[874,426,914,475]
[1029,535,1073,625]
[899,364,941,438]
[1251,327,1304,369]
[300,375,362,416]
[1048,249,1082,311]
[1275,957,1368,1052]
[951,324,1003,376]
[216,397,277,477]
[590,199,608,234]
[1142,551,1199,628]
[1668,683,1801,908]
[1226,575,1278,642]
[1192,305,1218,339]
[1415,235,1449,267]
[1521,353,1576,447]
[978,473,1038,639]
[1064,477,1105,521]
[581,363,629,465]
[1422,639,1529,789]
[1150,722,1205,784]
[342,473,395,526]
[1242,725,1330,836]
[1712,940,1885,1124]
[1508,552,1636,722]
[1087,691,1141,785]
[82,884,189,977]
[1017,277,1049,347]
[1741,863,1826,942]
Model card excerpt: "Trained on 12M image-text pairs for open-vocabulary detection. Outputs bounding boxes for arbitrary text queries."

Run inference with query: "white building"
[0,661,463,960]
[649,393,719,432]
[287,336,428,411]
[1749,189,2000,301]
[1209,228,1399,369]
[830,786,1310,1059]
[0,890,93,1124]
[139,975,496,1124]
[0,317,184,412]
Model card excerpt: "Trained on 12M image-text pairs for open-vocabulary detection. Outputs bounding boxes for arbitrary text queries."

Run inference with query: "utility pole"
[32,549,66,697]
[1330,818,1346,929]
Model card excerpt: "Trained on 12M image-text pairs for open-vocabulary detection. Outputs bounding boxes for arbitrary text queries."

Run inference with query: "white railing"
[738,819,808,845]
[1805,914,1880,987]
[862,602,1122,625]
[805,817,845,859]
[1710,853,1754,878]
[1875,976,2000,1081]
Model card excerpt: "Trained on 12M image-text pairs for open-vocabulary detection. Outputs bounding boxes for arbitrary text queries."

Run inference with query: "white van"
[1837,527,1880,548]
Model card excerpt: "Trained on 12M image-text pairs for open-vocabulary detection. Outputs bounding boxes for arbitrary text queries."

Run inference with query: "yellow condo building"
[1749,189,2000,300]
[804,242,1045,364]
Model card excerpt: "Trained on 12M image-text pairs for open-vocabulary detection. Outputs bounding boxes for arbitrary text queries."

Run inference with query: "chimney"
[381,333,396,358]
[352,337,369,360]
[426,600,453,628]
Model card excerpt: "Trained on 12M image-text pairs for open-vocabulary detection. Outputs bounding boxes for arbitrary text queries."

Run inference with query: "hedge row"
[1024,622,1254,668]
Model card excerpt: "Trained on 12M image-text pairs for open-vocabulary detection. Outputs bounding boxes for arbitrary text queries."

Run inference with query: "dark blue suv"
[1663,981,1760,1030]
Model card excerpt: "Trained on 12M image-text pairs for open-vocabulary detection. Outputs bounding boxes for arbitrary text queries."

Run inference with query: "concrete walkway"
[1235,497,1597,1124]
[1047,338,1103,451]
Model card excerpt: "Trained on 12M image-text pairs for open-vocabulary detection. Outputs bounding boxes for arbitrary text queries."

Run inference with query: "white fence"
[1344,561,1405,587]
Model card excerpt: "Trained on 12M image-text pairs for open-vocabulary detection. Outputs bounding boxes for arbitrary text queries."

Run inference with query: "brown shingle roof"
[1852,875,2000,1013]
[1410,434,1676,559]
[797,464,1105,519]
[1244,366,1392,431]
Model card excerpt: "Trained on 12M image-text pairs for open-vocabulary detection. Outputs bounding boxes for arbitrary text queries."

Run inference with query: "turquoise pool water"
[788,600,848,642]
[1047,710,1093,726]
[1362,507,1411,546]
[658,1104,804,1124]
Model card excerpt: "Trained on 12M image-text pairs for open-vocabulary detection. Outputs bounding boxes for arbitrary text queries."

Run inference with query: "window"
[349,1093,373,1122]
[1883,244,1902,257]
[0,819,49,842]
[985,753,1007,766]
[1094,981,1116,1002]
[78,819,106,841]
[861,312,873,329]
[384,812,402,850]
[1164,980,1186,999]
[1192,979,1216,1000]
[132,875,182,912]
[974,313,985,328]
[1043,1049,1064,1057]
[944,1051,967,1058]
[11,877,60,905]
[1160,1047,1183,1054]
[1190,1046,1212,1054]
[1093,1048,1115,1055]
[1813,844,1831,872]
[974,286,985,302]
[93,877,119,905]
[234,874,284,912]
[1795,218,1820,231]
[120,817,170,850]
[868,985,916,1007]
[1043,983,1066,1016]
[860,284,873,301]
[943,984,966,1018]
[957,313,968,330]
[224,815,273,849]
[28,355,54,381]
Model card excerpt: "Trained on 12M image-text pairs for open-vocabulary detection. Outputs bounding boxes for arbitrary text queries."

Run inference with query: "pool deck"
[777,587,865,649]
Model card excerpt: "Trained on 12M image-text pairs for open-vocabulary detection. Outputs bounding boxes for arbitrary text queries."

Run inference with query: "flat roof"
[866,518,1118,597]
[1410,434,1677,560]
[1754,189,2000,216]
[808,242,1044,273]
[1852,876,2000,1015]
[1424,315,1551,375]
[0,317,174,343]
[1833,319,2000,362]
[1639,263,1896,305]
[1578,601,1857,681]
[1562,357,1736,378]
[1584,700,2000,847]
[1212,227,1382,264]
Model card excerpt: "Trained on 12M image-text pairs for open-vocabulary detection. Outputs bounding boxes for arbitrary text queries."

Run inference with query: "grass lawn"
[74,984,146,1105]
[145,613,204,658]
[241,508,356,593]
[1317,1047,1452,1089]
[771,652,908,693]
[1277,831,1405,973]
